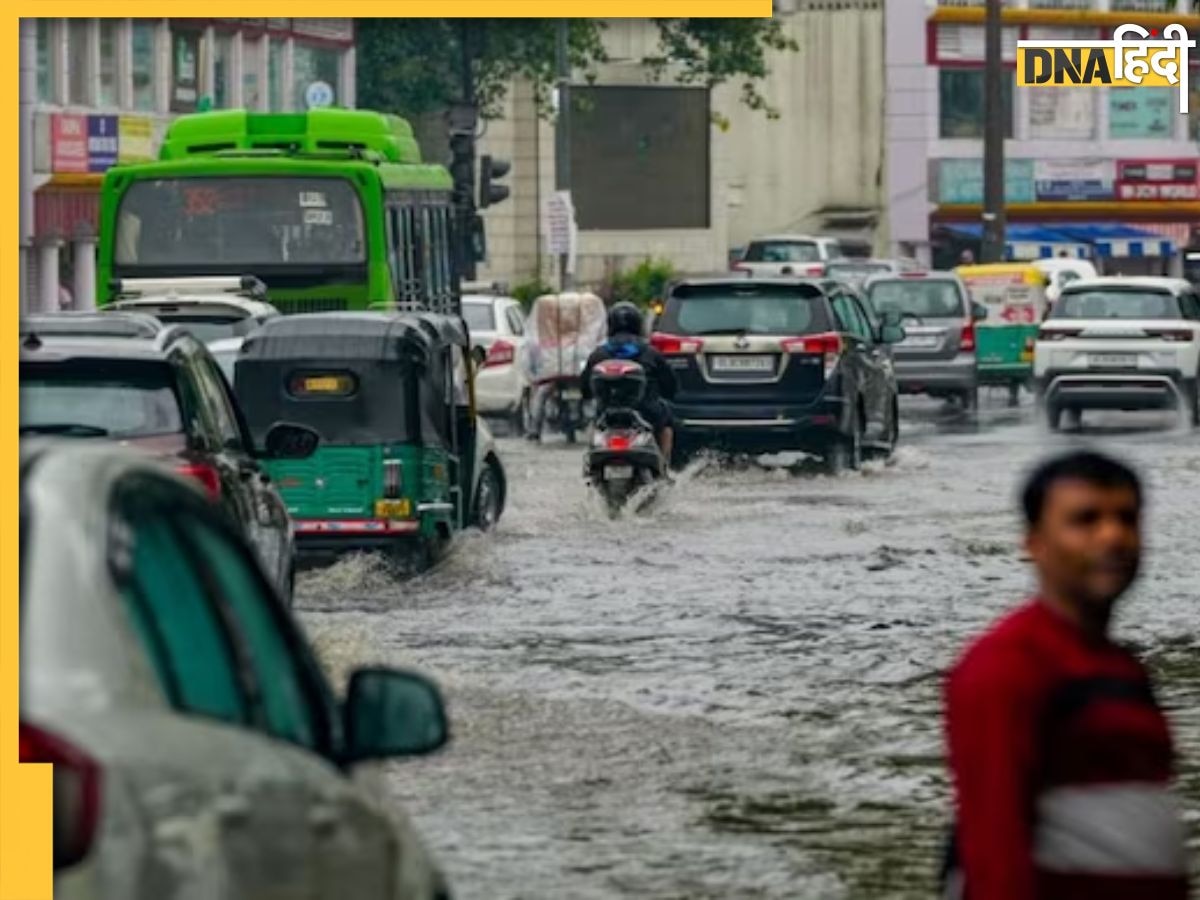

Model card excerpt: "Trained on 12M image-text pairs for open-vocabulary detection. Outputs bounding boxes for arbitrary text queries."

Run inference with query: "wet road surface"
[299,394,1200,899]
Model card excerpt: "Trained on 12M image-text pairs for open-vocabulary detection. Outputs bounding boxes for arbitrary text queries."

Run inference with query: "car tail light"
[731,262,750,273]
[1147,328,1195,342]
[900,271,928,278]
[20,721,101,870]
[1038,327,1081,342]
[177,462,222,499]
[650,332,704,355]
[805,264,826,276]
[383,459,403,498]
[781,332,843,378]
[960,319,976,353]
[484,339,515,367]
[606,433,632,451]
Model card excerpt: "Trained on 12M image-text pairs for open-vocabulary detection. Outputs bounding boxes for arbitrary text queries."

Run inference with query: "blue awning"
[1047,224,1175,259]
[937,223,1092,260]
[938,222,1177,259]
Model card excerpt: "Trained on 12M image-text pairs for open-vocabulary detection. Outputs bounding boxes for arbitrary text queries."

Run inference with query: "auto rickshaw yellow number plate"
[304,376,346,393]
[375,499,412,519]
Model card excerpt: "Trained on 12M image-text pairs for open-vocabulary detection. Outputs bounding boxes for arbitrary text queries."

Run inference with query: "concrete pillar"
[38,240,62,313]
[20,19,36,315]
[73,235,97,310]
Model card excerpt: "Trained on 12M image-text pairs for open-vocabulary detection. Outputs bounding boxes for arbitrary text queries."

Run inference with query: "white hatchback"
[462,293,531,432]
[21,440,451,900]
[1034,277,1200,430]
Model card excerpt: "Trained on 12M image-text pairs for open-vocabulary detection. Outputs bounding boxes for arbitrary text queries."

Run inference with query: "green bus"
[98,108,459,314]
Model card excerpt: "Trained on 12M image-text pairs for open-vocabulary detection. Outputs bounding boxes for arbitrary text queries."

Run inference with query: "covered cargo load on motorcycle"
[525,292,607,383]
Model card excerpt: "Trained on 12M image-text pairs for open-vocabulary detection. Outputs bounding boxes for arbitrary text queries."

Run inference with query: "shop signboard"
[938,158,1036,205]
[50,113,88,174]
[118,116,154,163]
[1116,159,1200,201]
[87,115,119,172]
[1109,88,1175,139]
[1034,158,1114,201]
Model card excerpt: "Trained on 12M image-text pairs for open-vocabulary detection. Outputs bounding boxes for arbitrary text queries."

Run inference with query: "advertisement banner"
[87,115,119,172]
[938,158,1035,205]
[1108,87,1175,139]
[1116,158,1200,201]
[50,113,88,173]
[170,29,200,113]
[1028,88,1095,140]
[118,116,154,162]
[1034,158,1114,201]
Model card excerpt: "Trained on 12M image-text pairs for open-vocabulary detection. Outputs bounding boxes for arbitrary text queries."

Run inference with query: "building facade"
[885,0,1200,272]
[473,5,886,289]
[19,18,357,313]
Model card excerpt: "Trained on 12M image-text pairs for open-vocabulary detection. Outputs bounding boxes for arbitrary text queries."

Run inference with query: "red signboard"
[1116,158,1200,201]
[50,113,88,173]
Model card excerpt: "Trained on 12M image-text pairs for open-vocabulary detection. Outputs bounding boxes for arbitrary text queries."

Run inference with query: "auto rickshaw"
[954,263,1049,406]
[233,311,506,569]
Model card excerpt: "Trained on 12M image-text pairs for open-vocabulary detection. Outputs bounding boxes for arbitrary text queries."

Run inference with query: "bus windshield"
[114,176,365,269]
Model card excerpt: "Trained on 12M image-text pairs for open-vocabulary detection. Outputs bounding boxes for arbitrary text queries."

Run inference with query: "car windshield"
[462,302,497,333]
[152,315,257,344]
[1051,290,1182,320]
[20,359,183,438]
[115,176,365,268]
[743,241,820,263]
[664,285,830,335]
[867,280,964,320]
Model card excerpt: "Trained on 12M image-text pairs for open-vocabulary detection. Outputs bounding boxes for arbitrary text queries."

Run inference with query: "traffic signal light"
[479,155,510,208]
[449,131,475,207]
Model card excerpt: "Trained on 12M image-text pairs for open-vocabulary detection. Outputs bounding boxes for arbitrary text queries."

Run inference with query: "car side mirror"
[971,302,988,321]
[341,668,449,765]
[881,309,903,327]
[262,422,320,460]
[880,323,907,344]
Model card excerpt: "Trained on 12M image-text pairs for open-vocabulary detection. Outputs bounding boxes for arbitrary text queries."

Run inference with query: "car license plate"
[374,498,412,519]
[901,335,939,349]
[711,354,774,372]
[605,465,634,480]
[1090,353,1137,368]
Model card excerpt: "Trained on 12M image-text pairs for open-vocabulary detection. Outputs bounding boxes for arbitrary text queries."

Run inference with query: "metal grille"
[277,297,349,315]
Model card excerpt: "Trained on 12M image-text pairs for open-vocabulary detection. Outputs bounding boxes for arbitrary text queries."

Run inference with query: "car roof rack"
[461,280,509,296]
[110,274,268,300]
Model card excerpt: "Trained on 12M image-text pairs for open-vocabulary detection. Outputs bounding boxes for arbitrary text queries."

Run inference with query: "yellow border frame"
[7,7,770,898]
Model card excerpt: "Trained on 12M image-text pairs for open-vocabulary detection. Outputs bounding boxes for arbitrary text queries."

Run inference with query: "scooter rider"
[581,302,678,464]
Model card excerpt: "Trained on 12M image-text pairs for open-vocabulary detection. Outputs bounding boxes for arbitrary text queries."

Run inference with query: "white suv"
[1034,277,1200,430]
[732,234,846,277]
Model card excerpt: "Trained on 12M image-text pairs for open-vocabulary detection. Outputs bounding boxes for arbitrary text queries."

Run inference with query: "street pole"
[555,20,572,292]
[19,20,36,314]
[458,22,478,285]
[981,0,1006,263]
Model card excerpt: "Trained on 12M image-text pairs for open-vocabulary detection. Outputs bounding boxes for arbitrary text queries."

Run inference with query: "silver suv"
[864,271,986,409]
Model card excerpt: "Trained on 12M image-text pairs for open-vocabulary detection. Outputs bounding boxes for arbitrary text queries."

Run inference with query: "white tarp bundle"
[524,292,607,382]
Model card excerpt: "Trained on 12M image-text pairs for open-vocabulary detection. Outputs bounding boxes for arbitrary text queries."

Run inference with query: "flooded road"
[299,396,1200,899]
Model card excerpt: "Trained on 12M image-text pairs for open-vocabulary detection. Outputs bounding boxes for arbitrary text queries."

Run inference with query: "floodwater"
[298,395,1200,899]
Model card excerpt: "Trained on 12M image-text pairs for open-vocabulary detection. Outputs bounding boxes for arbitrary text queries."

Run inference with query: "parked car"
[1034,276,1200,430]
[1033,257,1099,307]
[652,276,904,472]
[732,235,847,278]
[19,312,315,602]
[20,439,451,900]
[863,271,986,409]
[827,258,920,290]
[107,275,279,345]
[462,291,531,433]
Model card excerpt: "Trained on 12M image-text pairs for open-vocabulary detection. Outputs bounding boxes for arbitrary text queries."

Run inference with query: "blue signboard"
[87,115,119,172]
[1035,180,1113,201]
[939,158,1036,205]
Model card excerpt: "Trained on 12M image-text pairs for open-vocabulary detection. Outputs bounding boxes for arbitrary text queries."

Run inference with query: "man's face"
[1027,479,1141,612]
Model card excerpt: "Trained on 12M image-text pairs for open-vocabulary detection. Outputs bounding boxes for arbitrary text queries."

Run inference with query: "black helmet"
[607,302,643,337]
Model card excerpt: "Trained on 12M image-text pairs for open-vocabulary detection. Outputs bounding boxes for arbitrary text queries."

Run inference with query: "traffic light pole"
[456,23,478,283]
[981,0,1006,264]
[555,20,573,292]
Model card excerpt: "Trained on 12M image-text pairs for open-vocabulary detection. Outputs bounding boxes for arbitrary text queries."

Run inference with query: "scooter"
[584,359,666,512]
[539,374,587,444]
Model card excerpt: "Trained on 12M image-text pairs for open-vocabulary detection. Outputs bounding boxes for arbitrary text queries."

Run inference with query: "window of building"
[67,19,91,106]
[939,69,1014,139]
[1028,88,1095,139]
[1109,87,1174,138]
[293,43,342,109]
[98,20,119,108]
[243,35,263,110]
[132,20,158,112]
[36,20,55,103]
[268,38,284,111]
[213,31,233,109]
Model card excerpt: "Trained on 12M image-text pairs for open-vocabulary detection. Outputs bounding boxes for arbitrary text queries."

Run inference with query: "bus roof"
[159,109,424,164]
[104,153,453,191]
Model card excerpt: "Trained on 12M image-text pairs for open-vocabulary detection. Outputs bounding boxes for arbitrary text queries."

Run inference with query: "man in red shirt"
[943,450,1189,900]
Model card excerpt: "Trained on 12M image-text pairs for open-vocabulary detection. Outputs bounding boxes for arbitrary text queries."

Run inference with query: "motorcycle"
[537,371,587,444]
[584,359,666,512]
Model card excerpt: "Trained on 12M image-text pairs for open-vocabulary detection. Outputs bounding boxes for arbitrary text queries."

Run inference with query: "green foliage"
[602,258,677,309]
[511,276,556,310]
[358,20,797,122]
